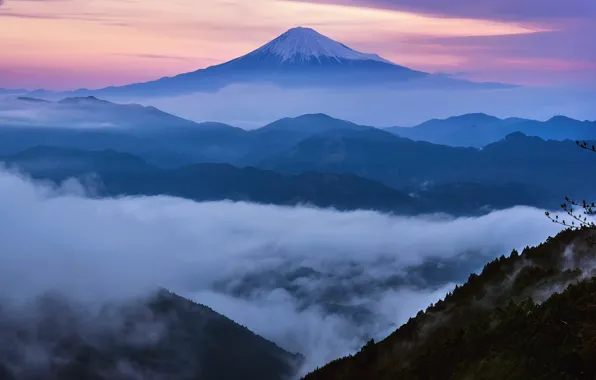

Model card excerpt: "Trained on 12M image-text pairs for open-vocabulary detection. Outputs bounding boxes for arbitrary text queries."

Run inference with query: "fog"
[0,97,139,128]
[0,168,566,374]
[130,83,596,128]
[3,83,595,131]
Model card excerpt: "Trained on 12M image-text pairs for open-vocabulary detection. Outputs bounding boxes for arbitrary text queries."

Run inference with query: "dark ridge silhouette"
[0,289,302,380]
[303,227,596,380]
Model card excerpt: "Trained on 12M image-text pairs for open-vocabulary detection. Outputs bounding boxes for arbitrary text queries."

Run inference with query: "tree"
[545,141,596,230]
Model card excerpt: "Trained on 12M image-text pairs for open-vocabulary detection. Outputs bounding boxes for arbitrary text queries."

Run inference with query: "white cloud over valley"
[0,168,566,374]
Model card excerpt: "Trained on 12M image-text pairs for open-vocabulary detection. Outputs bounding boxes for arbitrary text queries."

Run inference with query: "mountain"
[0,96,201,129]
[0,289,302,380]
[242,114,373,162]
[0,102,380,167]
[0,97,253,166]
[1,146,426,214]
[28,27,508,99]
[258,130,596,203]
[258,127,477,187]
[0,88,26,95]
[15,96,51,103]
[387,113,596,147]
[256,113,369,134]
[2,101,594,209]
[303,227,596,380]
[2,146,553,215]
[4,145,156,176]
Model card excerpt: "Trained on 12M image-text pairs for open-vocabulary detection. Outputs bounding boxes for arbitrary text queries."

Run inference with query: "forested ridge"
[304,228,596,380]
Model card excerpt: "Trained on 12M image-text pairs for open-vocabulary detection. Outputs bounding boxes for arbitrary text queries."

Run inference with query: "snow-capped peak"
[246,27,395,65]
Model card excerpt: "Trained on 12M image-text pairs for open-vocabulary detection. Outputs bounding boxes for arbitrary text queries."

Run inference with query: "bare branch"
[545,142,596,231]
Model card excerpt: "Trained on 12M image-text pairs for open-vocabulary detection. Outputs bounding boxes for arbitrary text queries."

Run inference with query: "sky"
[0,0,594,90]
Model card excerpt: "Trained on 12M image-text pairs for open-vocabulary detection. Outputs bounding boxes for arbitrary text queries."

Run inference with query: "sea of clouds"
[0,168,566,374]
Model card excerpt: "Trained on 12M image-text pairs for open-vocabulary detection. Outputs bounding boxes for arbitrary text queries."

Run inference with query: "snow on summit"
[245,27,395,65]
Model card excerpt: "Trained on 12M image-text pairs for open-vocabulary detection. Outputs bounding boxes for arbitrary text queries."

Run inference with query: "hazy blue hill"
[468,133,592,196]
[3,146,554,215]
[303,228,596,380]
[416,182,548,214]
[243,114,372,162]
[258,127,477,187]
[2,146,427,214]
[258,131,596,203]
[0,120,250,168]
[7,96,201,129]
[15,96,51,103]
[0,109,381,167]
[0,88,25,95]
[5,145,156,176]
[2,103,594,211]
[0,289,302,380]
[255,113,368,134]
[388,113,596,147]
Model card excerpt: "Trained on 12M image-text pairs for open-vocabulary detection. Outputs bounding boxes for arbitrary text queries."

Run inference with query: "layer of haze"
[135,84,596,128]
[0,168,565,374]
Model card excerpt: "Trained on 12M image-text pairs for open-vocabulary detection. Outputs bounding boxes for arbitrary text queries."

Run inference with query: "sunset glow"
[0,0,591,89]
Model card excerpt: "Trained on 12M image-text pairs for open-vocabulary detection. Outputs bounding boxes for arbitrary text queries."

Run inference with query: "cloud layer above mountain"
[0,168,567,373]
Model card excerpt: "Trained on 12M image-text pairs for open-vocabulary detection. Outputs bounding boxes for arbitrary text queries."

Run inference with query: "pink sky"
[0,0,594,90]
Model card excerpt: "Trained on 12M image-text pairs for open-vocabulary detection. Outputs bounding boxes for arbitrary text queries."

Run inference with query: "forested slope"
[304,228,596,380]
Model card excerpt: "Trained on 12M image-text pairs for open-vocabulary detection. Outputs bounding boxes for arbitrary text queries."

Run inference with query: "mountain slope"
[244,27,395,65]
[1,96,201,129]
[0,98,250,167]
[258,127,477,187]
[0,289,302,380]
[388,113,596,147]
[0,88,25,95]
[255,113,369,134]
[3,146,554,215]
[258,131,596,203]
[83,27,426,97]
[1,146,427,214]
[1,99,379,167]
[7,145,155,172]
[29,27,509,99]
[243,114,373,162]
[303,227,596,380]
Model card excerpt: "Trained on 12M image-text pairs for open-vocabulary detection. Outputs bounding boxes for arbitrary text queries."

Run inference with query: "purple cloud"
[293,0,596,22]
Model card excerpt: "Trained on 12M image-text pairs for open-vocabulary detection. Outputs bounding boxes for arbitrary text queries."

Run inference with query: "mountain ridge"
[0,288,302,380]
[303,227,596,380]
[20,27,510,98]
[0,145,555,215]
[388,113,596,147]
[242,27,396,65]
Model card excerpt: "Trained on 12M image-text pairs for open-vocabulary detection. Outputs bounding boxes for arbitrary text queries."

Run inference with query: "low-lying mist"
[0,168,565,374]
[131,83,596,128]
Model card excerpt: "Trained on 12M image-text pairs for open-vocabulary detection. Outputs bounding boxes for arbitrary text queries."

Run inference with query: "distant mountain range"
[1,96,198,129]
[0,88,26,95]
[2,145,550,216]
[0,289,301,380]
[0,97,393,167]
[387,113,596,147]
[2,96,594,150]
[1,96,595,213]
[258,127,595,201]
[12,27,511,99]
